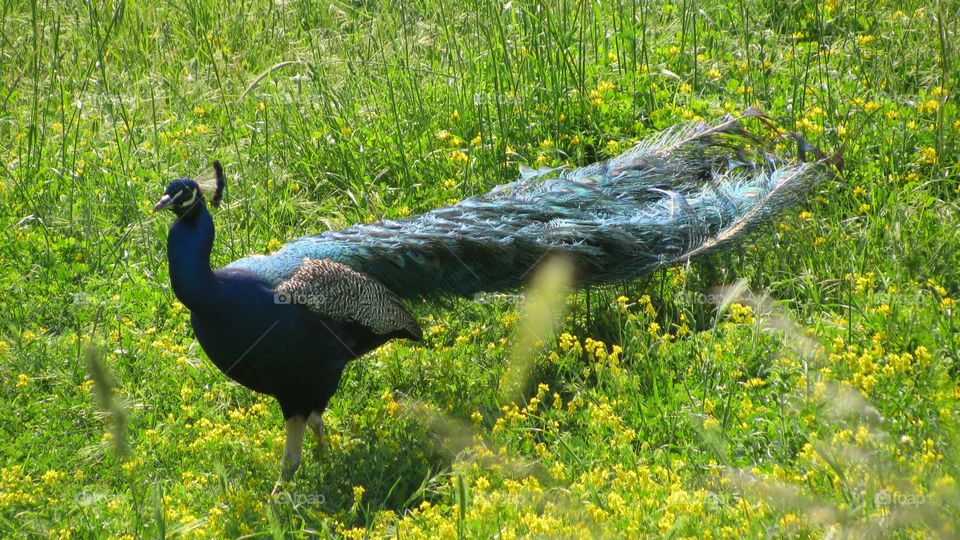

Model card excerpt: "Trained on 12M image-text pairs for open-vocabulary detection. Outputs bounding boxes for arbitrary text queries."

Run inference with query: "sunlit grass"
[1,0,959,537]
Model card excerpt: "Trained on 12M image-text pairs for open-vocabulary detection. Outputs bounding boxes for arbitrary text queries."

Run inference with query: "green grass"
[1,0,959,537]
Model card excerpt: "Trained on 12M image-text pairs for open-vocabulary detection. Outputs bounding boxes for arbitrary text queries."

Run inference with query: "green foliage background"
[1,0,958,537]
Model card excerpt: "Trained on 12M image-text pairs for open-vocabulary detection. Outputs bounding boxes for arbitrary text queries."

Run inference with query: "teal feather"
[228,110,832,298]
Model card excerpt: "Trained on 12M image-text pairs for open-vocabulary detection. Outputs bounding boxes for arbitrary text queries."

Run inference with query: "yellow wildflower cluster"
[449,150,469,166]
[917,147,937,165]
[847,271,876,293]
[636,294,658,317]
[558,332,583,355]
[583,337,623,365]
[917,99,940,115]
[729,303,755,325]
[0,465,36,508]
[795,117,823,133]
[589,80,615,107]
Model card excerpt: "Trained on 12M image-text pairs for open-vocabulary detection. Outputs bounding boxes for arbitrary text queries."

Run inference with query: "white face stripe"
[175,188,198,207]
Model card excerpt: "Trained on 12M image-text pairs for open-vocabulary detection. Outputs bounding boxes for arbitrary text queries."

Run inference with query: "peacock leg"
[272,416,307,495]
[307,411,326,441]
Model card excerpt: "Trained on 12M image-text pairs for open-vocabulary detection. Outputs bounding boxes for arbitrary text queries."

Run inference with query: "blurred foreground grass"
[1,0,959,537]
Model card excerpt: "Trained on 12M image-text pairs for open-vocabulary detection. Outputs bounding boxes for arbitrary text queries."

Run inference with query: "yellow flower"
[549,461,567,481]
[917,99,941,114]
[596,80,616,93]
[729,303,755,324]
[918,147,937,165]
[795,117,822,133]
[384,392,401,416]
[799,210,813,220]
[265,239,283,253]
[609,345,623,365]
[41,470,64,485]
[449,150,469,166]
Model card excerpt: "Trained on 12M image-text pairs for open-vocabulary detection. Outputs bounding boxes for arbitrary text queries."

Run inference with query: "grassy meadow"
[2,0,960,537]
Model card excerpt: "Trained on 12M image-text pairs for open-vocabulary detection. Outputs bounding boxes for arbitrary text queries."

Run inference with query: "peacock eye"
[177,188,198,207]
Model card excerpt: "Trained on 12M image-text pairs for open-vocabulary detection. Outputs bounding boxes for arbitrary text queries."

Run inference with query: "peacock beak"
[153,194,174,212]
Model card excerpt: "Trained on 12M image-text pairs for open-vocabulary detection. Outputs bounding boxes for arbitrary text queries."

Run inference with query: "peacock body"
[156,110,832,491]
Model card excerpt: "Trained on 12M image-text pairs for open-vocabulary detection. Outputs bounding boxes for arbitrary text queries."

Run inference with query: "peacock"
[155,109,833,492]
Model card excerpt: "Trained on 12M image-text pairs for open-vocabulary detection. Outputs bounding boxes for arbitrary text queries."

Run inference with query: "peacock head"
[154,161,225,217]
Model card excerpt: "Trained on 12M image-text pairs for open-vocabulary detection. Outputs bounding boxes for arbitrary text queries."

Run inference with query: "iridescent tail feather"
[229,109,835,298]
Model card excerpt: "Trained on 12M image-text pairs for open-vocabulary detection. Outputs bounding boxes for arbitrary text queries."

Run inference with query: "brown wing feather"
[277,258,422,339]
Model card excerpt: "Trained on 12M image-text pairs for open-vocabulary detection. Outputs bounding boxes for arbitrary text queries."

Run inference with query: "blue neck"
[167,204,220,314]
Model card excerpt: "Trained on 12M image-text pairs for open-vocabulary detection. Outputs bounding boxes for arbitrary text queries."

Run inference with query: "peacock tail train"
[228,109,833,299]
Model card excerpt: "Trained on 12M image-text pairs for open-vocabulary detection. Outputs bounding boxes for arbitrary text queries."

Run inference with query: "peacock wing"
[276,258,422,339]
